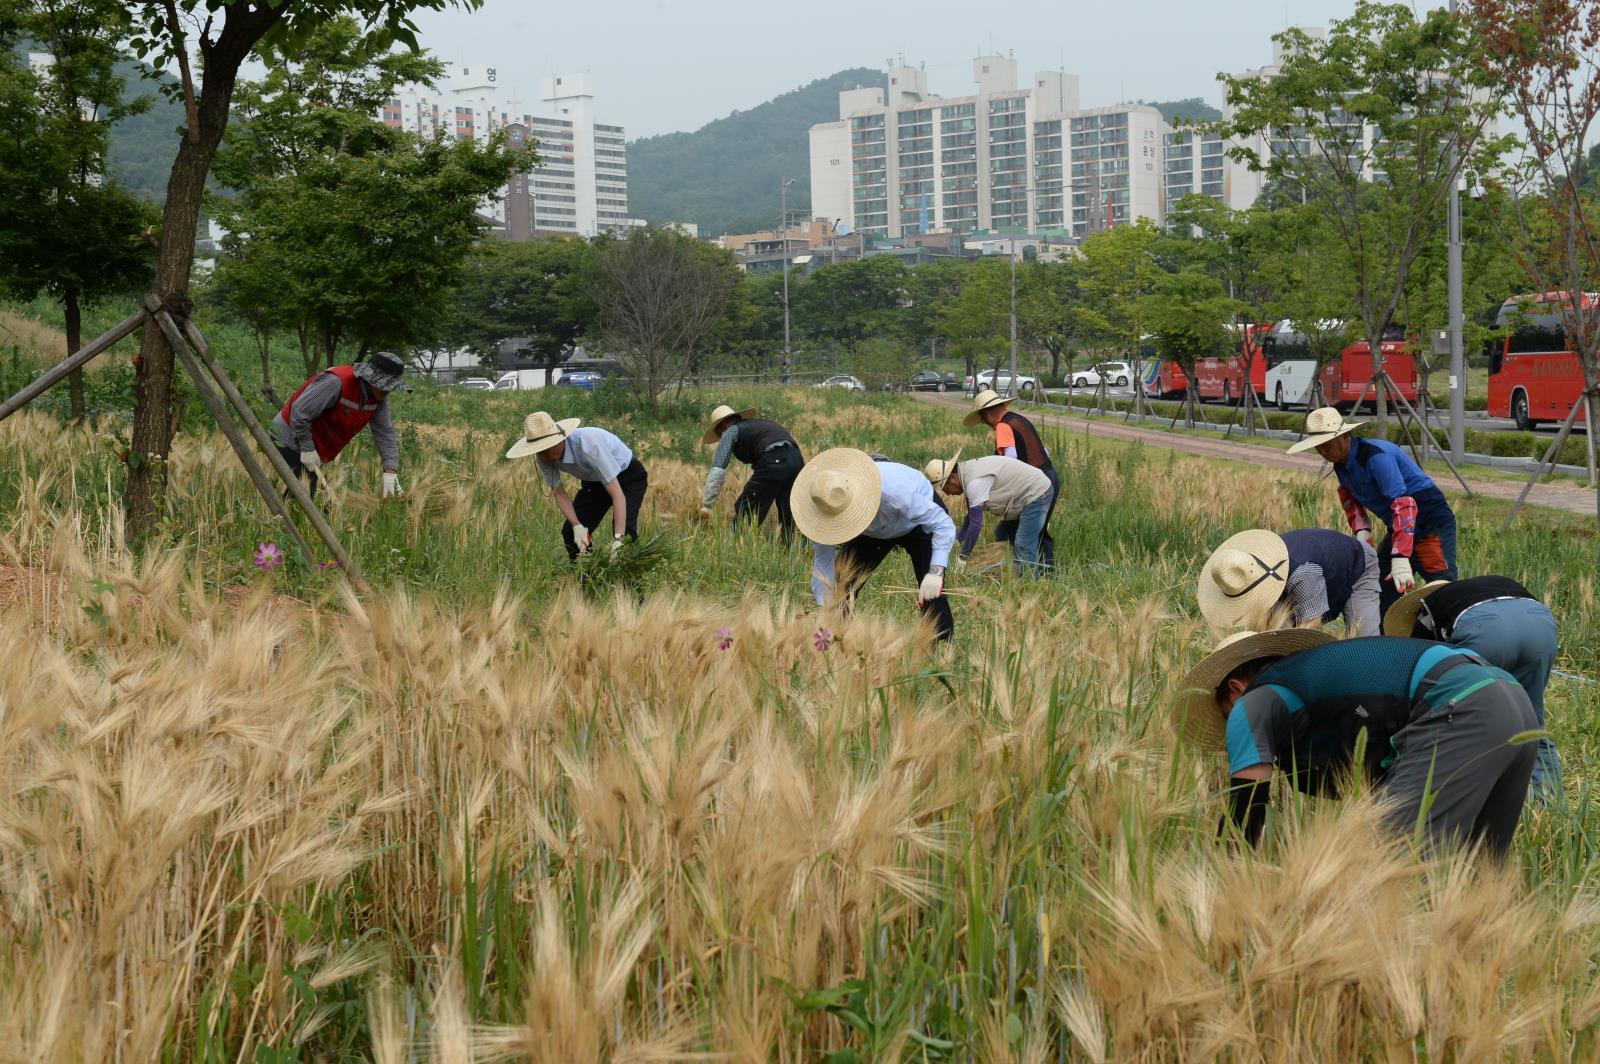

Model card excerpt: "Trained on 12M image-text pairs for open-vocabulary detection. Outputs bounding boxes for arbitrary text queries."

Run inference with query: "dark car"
[908,371,947,392]
[555,371,604,390]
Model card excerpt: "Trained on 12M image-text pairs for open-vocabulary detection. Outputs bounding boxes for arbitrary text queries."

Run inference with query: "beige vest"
[959,455,1050,520]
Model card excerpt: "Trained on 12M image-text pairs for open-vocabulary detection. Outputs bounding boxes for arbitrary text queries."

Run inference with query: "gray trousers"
[1451,598,1561,800]
[1342,543,1382,637]
[1381,670,1537,858]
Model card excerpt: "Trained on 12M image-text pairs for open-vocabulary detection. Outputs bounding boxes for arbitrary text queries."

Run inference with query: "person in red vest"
[271,351,410,498]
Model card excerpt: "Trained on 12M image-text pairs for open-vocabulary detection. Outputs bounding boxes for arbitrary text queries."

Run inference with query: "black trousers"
[994,466,1058,569]
[276,443,320,498]
[836,525,955,642]
[733,445,804,538]
[562,458,649,560]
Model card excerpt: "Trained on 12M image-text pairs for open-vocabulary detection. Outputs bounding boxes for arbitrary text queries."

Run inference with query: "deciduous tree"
[443,236,596,385]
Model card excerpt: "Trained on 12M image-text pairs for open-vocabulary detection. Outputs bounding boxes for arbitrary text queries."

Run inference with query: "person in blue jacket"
[1288,406,1457,613]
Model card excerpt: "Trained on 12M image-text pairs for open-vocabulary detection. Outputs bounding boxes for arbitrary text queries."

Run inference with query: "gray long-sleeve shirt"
[271,371,400,470]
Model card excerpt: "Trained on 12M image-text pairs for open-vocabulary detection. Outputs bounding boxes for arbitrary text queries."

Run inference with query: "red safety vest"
[278,366,382,461]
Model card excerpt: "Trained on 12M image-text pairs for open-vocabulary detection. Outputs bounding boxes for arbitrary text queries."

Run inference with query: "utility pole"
[1009,183,1020,397]
[781,178,793,383]
[1447,0,1466,463]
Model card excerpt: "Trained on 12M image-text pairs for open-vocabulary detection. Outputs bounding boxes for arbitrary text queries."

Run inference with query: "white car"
[1070,361,1133,388]
[973,369,1039,395]
[813,374,865,392]
[458,377,494,390]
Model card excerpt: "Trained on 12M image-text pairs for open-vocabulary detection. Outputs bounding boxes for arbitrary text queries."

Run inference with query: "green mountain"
[1142,97,1222,126]
[627,68,882,237]
[103,59,184,201]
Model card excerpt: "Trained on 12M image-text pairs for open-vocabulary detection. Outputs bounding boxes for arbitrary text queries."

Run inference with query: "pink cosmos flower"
[253,542,284,572]
[715,627,733,651]
[812,627,833,652]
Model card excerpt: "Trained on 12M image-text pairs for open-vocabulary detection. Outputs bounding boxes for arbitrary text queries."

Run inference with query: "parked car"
[1068,362,1133,389]
[972,369,1040,395]
[555,370,604,390]
[813,374,865,392]
[907,371,948,392]
[458,377,494,390]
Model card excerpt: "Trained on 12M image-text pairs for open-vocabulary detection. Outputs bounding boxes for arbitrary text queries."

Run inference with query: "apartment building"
[1161,128,1228,214]
[385,66,642,239]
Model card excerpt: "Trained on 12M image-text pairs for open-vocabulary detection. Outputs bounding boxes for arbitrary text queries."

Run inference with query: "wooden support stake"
[149,310,318,569]
[1378,371,1473,497]
[0,308,147,423]
[1499,396,1587,531]
[148,301,371,593]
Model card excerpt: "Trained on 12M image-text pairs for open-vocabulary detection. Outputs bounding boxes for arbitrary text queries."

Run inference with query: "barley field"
[1,384,1598,1061]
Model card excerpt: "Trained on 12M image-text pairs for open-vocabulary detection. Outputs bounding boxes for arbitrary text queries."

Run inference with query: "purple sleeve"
[956,503,985,557]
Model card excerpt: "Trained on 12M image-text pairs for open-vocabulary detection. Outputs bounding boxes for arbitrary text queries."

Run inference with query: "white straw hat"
[789,448,883,545]
[505,411,582,460]
[1173,628,1337,747]
[701,403,758,446]
[963,389,1013,426]
[921,448,963,489]
[1286,406,1365,454]
[1197,529,1291,630]
[1382,579,1454,637]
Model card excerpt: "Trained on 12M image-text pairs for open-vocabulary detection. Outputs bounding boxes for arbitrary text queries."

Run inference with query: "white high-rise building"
[384,65,642,239]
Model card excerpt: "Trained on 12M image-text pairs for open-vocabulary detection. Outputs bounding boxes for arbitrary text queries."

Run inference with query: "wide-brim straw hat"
[1197,529,1291,630]
[922,448,963,489]
[506,411,582,460]
[1382,579,1454,637]
[963,388,1012,426]
[1173,628,1336,747]
[789,448,883,545]
[701,404,757,446]
[1286,406,1365,454]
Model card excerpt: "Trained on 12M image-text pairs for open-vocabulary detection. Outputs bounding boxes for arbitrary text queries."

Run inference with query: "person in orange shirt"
[964,389,1058,568]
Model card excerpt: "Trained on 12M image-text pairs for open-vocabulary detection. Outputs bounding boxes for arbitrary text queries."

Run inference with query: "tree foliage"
[0,0,156,416]
[443,236,597,381]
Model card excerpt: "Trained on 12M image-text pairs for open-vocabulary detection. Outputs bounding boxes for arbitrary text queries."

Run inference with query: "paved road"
[917,392,1598,518]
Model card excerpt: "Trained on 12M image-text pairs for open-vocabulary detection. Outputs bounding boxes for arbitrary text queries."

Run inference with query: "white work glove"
[299,450,322,474]
[1389,555,1417,593]
[610,535,623,559]
[382,472,402,498]
[1355,529,1373,548]
[917,570,944,604]
[572,523,591,554]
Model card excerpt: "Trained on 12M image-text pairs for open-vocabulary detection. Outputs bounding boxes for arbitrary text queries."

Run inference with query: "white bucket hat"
[1197,529,1291,631]
[1173,628,1337,747]
[963,389,1012,426]
[1382,579,1454,637]
[788,448,883,545]
[921,449,963,490]
[505,411,582,460]
[701,404,757,446]
[1286,406,1365,454]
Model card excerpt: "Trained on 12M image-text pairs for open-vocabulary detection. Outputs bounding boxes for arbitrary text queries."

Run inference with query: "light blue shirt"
[811,462,955,605]
[538,426,632,488]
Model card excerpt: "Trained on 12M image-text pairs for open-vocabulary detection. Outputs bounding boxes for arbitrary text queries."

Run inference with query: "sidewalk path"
[915,393,1598,518]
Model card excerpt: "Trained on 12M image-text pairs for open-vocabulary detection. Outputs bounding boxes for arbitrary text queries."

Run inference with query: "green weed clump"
[0,384,1597,1059]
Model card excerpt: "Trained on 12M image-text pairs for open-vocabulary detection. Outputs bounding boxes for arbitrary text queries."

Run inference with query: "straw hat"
[505,411,582,460]
[963,388,1012,426]
[1173,628,1336,747]
[921,448,963,490]
[1197,529,1291,630]
[701,404,757,446]
[789,448,883,545]
[1382,579,1454,637]
[1286,406,1365,454]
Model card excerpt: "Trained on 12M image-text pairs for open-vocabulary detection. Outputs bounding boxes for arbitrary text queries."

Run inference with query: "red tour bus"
[1320,330,1418,410]
[1486,293,1592,431]
[1142,355,1189,400]
[1194,322,1275,403]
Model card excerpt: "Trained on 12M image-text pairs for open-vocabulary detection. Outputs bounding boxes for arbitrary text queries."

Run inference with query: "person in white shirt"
[505,412,648,560]
[923,450,1052,575]
[790,448,956,642]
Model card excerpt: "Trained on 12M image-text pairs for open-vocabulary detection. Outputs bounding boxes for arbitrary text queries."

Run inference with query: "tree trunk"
[126,9,272,540]
[1185,380,1197,429]
[1586,389,1599,501]
[1370,327,1388,433]
[257,330,280,407]
[64,287,85,421]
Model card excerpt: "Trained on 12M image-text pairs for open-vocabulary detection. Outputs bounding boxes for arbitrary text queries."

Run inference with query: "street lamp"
[780,178,794,383]
[1002,181,1066,397]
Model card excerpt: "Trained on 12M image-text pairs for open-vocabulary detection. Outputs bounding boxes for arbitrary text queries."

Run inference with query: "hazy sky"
[408,0,1378,139]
